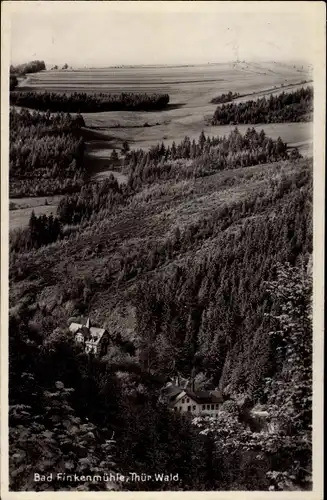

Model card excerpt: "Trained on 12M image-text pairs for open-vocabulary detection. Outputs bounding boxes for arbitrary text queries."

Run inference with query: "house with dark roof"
[69,317,111,356]
[160,379,224,415]
[169,389,224,415]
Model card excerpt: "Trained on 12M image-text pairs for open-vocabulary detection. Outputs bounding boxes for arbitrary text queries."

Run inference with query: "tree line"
[10,212,62,253]
[10,175,131,254]
[47,128,299,230]
[10,91,170,113]
[10,60,46,76]
[9,60,46,90]
[211,87,313,125]
[10,108,86,197]
[126,128,299,188]
[57,175,131,225]
[211,91,240,104]
[9,126,301,254]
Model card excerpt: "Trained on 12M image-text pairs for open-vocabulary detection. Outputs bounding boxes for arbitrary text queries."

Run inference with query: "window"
[216,404,219,409]
[193,406,196,411]
[211,404,214,410]
[179,407,182,411]
[207,404,210,410]
[174,407,177,412]
[187,406,191,411]
[186,398,189,403]
[182,399,185,404]
[202,405,206,410]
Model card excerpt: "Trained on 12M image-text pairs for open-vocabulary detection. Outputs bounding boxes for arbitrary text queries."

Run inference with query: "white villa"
[69,318,110,356]
[161,380,224,415]
[169,389,224,415]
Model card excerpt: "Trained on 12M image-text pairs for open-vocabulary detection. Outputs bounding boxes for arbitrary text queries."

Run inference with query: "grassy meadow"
[9,196,64,231]
[10,61,312,229]
[19,61,313,154]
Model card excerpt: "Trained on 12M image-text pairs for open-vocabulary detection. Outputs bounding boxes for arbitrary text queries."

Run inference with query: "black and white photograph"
[1,0,325,496]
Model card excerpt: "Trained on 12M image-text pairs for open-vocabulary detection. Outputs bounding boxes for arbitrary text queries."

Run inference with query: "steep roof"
[69,321,107,344]
[87,327,107,344]
[170,389,224,407]
[69,322,83,334]
[163,385,184,400]
[185,390,224,404]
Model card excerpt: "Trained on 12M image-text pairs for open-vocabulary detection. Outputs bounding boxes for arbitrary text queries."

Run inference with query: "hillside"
[9,151,312,491]
[10,154,313,365]
[8,59,313,492]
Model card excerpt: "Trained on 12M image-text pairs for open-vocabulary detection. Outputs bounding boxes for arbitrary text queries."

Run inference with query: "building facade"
[69,318,110,356]
[169,389,224,415]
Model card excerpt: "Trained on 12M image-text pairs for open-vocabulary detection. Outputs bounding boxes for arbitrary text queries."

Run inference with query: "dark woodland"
[211,87,313,125]
[10,91,170,112]
[10,108,86,197]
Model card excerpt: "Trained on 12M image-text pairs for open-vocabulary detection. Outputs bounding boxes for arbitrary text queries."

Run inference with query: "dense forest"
[10,254,312,491]
[9,157,313,491]
[10,212,62,253]
[10,91,170,112]
[132,164,312,384]
[211,91,240,104]
[211,87,313,125]
[9,126,301,253]
[57,127,296,224]
[10,108,86,197]
[9,92,313,491]
[124,128,299,187]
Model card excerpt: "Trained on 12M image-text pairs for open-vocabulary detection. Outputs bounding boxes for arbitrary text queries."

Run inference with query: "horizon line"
[11,59,313,69]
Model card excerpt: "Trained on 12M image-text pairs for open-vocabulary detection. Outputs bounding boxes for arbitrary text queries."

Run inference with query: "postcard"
[1,1,325,499]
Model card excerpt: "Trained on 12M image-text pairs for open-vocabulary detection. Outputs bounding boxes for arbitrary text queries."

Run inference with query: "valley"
[8,59,314,492]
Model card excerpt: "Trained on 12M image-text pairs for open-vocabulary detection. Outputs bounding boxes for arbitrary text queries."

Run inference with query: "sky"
[8,1,317,67]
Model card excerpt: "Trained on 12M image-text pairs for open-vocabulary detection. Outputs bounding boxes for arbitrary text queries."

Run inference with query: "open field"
[9,195,64,230]
[11,61,312,230]
[10,195,64,210]
[83,121,312,155]
[10,203,59,231]
[18,61,313,159]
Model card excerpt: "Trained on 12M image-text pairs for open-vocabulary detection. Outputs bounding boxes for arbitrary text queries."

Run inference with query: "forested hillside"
[10,108,86,197]
[125,127,298,187]
[211,87,313,125]
[9,114,313,491]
